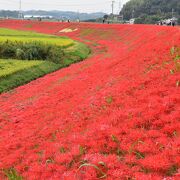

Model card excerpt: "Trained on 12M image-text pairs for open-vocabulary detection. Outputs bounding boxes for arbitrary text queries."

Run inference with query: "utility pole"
[111,1,115,15]
[172,8,174,18]
[132,9,135,19]
[116,0,121,14]
[18,0,23,19]
[119,0,124,22]
[119,0,122,12]
[77,10,80,22]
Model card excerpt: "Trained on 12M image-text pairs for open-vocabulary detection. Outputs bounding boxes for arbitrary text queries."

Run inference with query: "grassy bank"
[0,28,90,93]
[0,60,62,93]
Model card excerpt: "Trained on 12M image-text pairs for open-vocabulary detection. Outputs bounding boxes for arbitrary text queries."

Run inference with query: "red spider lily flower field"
[0,20,180,179]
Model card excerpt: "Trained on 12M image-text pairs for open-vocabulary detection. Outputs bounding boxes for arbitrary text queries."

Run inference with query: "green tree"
[121,0,180,24]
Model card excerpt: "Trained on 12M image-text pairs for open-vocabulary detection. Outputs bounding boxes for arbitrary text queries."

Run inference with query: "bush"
[134,15,161,24]
[47,45,65,64]
[0,40,16,58]
[15,48,26,59]
[0,40,65,63]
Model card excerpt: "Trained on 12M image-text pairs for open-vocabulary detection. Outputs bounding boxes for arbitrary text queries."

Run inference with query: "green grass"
[170,46,180,73]
[3,168,23,180]
[64,42,91,65]
[0,59,62,93]
[0,60,42,78]
[0,28,90,93]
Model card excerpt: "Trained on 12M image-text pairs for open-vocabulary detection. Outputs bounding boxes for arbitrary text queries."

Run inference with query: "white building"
[24,15,53,20]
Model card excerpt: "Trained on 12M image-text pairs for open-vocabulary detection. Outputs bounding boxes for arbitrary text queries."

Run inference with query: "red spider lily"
[0,19,179,179]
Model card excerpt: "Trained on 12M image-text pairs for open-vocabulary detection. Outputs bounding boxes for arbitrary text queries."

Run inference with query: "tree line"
[120,0,180,24]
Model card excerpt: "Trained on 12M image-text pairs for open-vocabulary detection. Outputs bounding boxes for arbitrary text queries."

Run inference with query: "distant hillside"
[0,10,19,18]
[0,10,106,21]
[25,10,106,21]
[121,0,180,24]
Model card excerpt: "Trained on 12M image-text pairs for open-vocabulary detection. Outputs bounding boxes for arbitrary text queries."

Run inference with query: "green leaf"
[3,168,23,180]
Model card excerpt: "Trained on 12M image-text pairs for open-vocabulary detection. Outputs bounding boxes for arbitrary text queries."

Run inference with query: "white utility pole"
[18,0,23,19]
[119,0,123,22]
[117,0,121,14]
[119,0,122,12]
[111,1,115,15]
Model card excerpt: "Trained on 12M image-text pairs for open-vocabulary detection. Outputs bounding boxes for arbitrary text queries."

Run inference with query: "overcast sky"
[0,0,130,13]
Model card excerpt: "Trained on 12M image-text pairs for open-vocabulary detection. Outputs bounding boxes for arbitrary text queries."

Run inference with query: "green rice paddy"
[0,28,90,93]
[0,28,74,47]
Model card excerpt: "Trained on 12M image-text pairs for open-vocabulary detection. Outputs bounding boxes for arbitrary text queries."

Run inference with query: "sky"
[0,0,130,13]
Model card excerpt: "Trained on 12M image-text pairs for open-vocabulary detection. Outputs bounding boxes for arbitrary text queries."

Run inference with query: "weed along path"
[0,20,180,179]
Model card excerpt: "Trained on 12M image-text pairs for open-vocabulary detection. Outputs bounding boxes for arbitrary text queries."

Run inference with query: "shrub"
[15,48,26,59]
[0,40,65,63]
[0,40,16,58]
[47,45,65,64]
